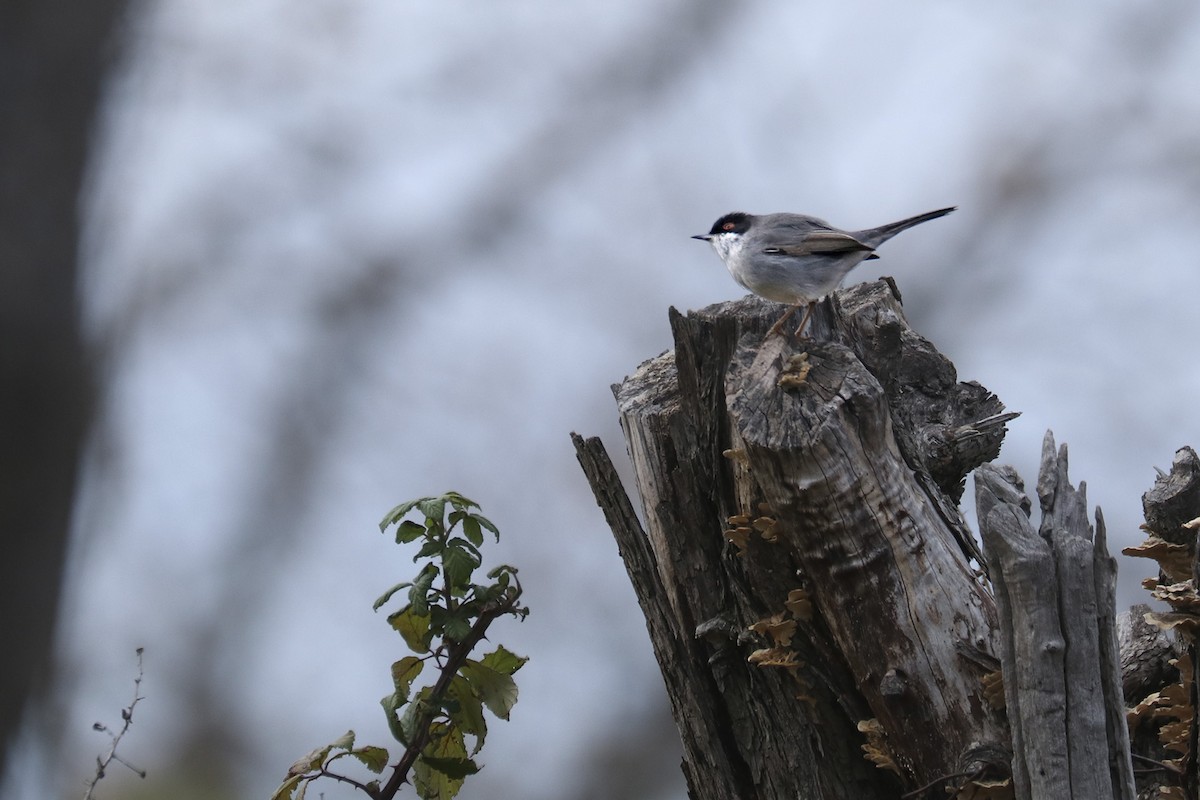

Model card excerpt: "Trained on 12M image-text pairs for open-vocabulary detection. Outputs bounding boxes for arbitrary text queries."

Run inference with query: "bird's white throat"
[707,231,745,264]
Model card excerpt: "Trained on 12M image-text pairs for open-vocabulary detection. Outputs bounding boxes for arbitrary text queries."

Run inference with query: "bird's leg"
[767,304,800,337]
[792,301,817,338]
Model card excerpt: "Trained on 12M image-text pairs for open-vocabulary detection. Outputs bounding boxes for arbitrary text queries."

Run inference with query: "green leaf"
[414,724,471,799]
[461,516,483,547]
[414,538,444,561]
[430,605,473,643]
[294,779,308,800]
[349,745,390,773]
[270,774,305,800]
[480,644,529,677]
[460,659,520,720]
[447,675,488,754]
[400,686,434,746]
[373,580,413,612]
[421,755,480,780]
[409,563,439,615]
[442,541,480,590]
[391,656,424,702]
[388,605,433,653]
[379,498,424,531]
[469,513,500,541]
[395,519,426,544]
[381,692,408,745]
[444,491,478,510]
[417,497,447,528]
[330,730,355,750]
[485,564,519,585]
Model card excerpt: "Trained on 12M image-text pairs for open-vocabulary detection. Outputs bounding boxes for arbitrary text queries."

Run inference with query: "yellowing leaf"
[270,774,305,800]
[460,660,519,720]
[480,645,527,677]
[391,656,425,703]
[389,606,433,653]
[349,745,390,774]
[414,724,470,800]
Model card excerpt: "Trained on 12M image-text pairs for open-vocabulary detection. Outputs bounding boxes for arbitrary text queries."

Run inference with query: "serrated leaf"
[460,660,519,720]
[373,581,413,612]
[349,745,390,773]
[443,541,480,590]
[430,605,474,643]
[381,692,408,745]
[444,491,478,510]
[461,516,483,547]
[421,755,480,779]
[271,774,305,800]
[409,564,440,615]
[414,538,443,561]
[389,606,433,652]
[480,644,528,677]
[400,686,433,746]
[417,498,447,528]
[395,519,426,544]
[447,675,488,754]
[485,564,519,583]
[330,730,356,751]
[470,513,500,541]
[391,656,425,702]
[380,498,424,531]
[287,743,334,775]
[414,724,470,799]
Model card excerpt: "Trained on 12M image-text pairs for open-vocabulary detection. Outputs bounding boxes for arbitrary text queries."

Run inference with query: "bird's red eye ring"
[722,221,736,231]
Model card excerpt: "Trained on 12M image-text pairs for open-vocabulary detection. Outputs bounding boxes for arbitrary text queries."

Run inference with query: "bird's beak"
[691,234,712,241]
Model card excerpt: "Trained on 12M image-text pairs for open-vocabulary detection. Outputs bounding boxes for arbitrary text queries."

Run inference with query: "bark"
[574,283,1015,798]
[975,437,1136,800]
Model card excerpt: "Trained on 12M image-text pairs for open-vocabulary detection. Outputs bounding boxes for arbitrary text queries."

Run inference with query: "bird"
[692,206,956,337]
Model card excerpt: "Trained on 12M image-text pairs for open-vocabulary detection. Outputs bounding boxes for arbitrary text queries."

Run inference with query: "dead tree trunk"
[573,281,1150,799]
[975,441,1136,799]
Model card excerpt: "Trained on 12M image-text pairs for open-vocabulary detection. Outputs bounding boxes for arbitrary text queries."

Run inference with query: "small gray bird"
[692,206,955,337]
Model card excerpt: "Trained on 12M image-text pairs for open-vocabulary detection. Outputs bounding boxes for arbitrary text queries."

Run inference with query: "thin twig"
[1131,752,1185,776]
[899,768,978,799]
[83,648,147,800]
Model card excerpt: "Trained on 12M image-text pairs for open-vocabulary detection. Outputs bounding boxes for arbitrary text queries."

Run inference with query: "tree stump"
[573,282,1151,799]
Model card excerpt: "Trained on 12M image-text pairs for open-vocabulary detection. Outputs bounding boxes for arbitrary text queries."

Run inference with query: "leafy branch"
[273,492,528,800]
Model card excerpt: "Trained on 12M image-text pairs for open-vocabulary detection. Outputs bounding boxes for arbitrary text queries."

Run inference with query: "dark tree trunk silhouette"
[0,0,127,776]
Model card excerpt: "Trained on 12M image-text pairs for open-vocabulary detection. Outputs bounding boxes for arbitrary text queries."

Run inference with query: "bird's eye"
[722,221,736,231]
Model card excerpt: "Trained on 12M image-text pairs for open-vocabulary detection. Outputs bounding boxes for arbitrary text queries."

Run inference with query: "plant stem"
[375,592,517,800]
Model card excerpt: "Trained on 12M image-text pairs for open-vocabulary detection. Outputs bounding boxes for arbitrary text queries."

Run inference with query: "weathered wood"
[576,284,1018,797]
[1093,509,1139,798]
[723,323,1006,784]
[974,433,1137,800]
[571,433,753,800]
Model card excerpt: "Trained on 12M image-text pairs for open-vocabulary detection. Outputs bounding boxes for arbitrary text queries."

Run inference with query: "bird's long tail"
[858,206,956,248]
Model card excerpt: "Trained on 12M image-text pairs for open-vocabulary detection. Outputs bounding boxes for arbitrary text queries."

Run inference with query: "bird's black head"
[692,212,752,241]
[707,212,751,236]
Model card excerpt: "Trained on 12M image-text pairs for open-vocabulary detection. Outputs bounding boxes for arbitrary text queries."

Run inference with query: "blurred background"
[4,1,1200,798]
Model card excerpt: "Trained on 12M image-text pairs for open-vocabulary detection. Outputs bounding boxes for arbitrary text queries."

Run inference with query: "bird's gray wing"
[760,229,874,257]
